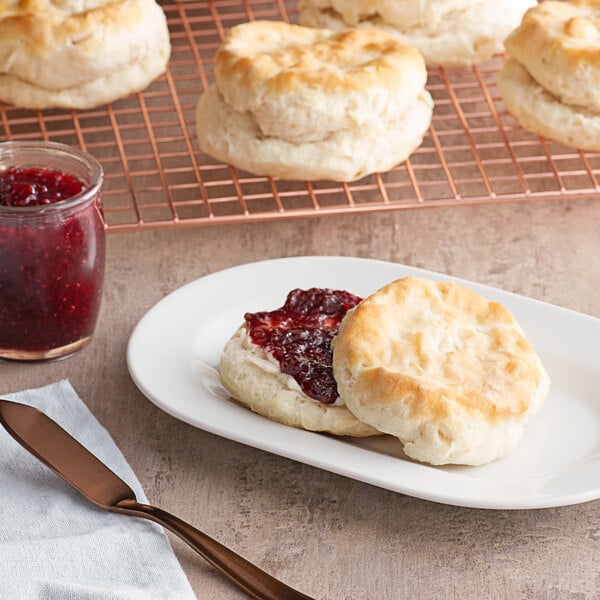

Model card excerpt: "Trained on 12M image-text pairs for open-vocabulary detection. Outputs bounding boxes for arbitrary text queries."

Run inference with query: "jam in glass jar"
[0,141,105,360]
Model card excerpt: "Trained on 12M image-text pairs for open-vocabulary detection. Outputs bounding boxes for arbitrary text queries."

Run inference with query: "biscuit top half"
[505,0,600,111]
[215,20,426,96]
[332,277,546,422]
[507,0,600,52]
[212,20,429,143]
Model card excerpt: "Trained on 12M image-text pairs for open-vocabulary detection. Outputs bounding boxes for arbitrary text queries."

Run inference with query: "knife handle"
[114,499,314,600]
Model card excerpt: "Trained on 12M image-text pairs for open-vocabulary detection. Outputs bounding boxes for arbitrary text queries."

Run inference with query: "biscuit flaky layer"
[298,0,536,66]
[332,277,550,466]
[0,0,171,109]
[196,84,433,182]
[498,59,600,152]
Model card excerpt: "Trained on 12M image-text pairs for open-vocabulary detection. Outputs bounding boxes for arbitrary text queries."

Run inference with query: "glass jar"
[0,141,105,360]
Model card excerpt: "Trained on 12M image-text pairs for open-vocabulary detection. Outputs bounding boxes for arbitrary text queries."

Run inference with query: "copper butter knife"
[0,399,314,600]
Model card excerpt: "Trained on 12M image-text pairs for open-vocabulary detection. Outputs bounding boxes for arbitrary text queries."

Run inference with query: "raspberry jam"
[244,288,362,404]
[0,167,85,207]
[0,142,105,361]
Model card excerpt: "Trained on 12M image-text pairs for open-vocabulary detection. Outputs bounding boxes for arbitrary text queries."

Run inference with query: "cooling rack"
[1,0,599,233]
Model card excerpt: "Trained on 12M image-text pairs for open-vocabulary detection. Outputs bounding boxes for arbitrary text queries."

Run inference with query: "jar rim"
[0,140,104,214]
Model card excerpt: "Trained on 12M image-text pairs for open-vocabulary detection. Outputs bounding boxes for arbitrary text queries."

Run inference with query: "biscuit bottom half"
[498,59,600,152]
[219,327,381,437]
[0,54,169,111]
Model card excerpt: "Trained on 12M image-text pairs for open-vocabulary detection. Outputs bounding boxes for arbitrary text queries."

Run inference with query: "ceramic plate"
[127,256,600,509]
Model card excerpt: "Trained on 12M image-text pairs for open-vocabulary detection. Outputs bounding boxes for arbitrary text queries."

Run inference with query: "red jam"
[244,288,362,404]
[0,167,85,206]
[0,166,105,358]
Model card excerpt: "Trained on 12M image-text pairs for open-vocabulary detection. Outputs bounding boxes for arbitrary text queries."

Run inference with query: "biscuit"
[499,0,600,150]
[299,0,537,66]
[0,0,171,109]
[504,0,600,113]
[196,21,432,181]
[220,326,380,437]
[332,277,550,466]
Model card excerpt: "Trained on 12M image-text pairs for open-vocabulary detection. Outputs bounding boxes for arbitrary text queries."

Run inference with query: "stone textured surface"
[2,197,600,599]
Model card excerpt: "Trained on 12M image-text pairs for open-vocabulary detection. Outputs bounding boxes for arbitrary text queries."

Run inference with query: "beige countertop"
[2,198,600,599]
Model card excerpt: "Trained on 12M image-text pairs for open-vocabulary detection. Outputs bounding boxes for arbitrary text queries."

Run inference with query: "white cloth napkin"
[0,380,197,600]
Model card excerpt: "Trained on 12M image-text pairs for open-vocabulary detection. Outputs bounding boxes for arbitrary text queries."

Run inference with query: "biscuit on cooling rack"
[298,0,537,66]
[0,0,171,109]
[332,277,550,466]
[196,20,432,182]
[499,0,600,151]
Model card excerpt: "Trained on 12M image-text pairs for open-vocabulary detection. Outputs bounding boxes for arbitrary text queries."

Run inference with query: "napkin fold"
[0,380,197,600]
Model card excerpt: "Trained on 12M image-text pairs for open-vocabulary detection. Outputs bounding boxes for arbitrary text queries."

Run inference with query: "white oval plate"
[127,256,600,509]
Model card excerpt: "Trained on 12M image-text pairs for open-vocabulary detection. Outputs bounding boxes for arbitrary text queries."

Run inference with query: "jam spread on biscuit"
[244,288,362,404]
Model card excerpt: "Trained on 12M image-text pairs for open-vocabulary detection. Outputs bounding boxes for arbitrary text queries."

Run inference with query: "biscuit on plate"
[298,0,537,66]
[332,277,550,466]
[219,288,380,437]
[498,0,600,151]
[196,20,432,181]
[0,0,171,109]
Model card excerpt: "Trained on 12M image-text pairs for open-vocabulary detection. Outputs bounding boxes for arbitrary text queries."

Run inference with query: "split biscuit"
[0,0,171,109]
[298,0,537,66]
[196,21,432,181]
[499,0,600,151]
[332,277,550,466]
[220,326,380,437]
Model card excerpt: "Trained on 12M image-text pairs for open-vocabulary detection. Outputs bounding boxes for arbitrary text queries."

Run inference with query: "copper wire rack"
[1,0,598,233]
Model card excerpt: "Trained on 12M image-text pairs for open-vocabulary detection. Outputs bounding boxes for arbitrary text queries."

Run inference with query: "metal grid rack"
[1,0,598,232]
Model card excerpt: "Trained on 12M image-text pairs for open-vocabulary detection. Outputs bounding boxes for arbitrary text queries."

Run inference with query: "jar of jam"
[0,141,105,361]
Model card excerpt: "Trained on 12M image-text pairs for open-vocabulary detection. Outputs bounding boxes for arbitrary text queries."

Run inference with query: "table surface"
[2,198,600,600]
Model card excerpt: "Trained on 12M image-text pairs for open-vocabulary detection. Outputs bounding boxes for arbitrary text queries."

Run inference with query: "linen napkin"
[0,380,197,600]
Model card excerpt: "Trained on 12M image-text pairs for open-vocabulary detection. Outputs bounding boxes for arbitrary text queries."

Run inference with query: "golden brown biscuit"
[499,0,600,150]
[332,277,550,465]
[0,0,171,109]
[196,21,432,181]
